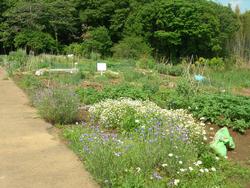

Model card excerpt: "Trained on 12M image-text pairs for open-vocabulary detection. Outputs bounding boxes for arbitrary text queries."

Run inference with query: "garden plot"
[2,53,250,187]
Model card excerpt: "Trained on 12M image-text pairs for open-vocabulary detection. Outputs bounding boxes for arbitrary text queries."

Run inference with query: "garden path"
[0,68,98,188]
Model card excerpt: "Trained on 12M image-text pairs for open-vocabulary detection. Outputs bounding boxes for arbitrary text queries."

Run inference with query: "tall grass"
[205,68,250,90]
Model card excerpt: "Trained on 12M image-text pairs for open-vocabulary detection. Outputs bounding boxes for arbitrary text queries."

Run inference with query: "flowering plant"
[89,98,205,138]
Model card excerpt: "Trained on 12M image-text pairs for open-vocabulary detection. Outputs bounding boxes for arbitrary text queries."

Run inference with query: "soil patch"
[206,124,250,166]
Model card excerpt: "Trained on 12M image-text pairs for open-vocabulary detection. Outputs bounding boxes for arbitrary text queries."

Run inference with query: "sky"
[214,0,250,12]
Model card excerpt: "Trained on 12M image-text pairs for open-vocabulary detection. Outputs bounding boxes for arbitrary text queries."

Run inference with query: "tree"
[82,26,112,57]
[112,36,152,59]
[0,0,77,54]
[45,0,78,45]
[125,0,238,59]
[14,30,57,54]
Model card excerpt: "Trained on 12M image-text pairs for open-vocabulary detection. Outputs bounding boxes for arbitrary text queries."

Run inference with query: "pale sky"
[214,0,250,12]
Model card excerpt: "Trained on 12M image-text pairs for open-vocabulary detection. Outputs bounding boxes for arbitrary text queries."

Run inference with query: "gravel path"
[0,68,98,188]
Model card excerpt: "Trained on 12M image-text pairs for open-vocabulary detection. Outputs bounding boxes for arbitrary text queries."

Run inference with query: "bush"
[6,49,28,75]
[207,57,224,67]
[14,30,57,54]
[176,79,196,98]
[82,27,112,57]
[112,36,152,59]
[64,43,84,56]
[195,57,224,68]
[137,57,156,69]
[35,88,79,124]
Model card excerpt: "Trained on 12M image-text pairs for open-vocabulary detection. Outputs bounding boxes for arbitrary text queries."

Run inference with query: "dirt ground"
[206,124,250,166]
[0,68,98,188]
[233,88,250,97]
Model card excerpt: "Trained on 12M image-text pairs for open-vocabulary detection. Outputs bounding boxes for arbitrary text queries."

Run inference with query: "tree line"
[0,0,250,61]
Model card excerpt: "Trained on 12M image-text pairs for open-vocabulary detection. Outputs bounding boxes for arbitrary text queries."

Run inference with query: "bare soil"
[206,124,250,166]
[233,88,250,97]
[0,68,98,188]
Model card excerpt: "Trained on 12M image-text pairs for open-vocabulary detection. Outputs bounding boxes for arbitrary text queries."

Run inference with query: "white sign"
[97,63,107,73]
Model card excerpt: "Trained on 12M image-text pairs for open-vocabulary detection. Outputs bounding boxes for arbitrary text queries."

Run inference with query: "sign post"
[97,63,107,75]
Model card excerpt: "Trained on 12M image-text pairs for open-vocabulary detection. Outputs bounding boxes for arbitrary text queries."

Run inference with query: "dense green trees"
[0,0,247,61]
[125,0,239,58]
[240,11,250,61]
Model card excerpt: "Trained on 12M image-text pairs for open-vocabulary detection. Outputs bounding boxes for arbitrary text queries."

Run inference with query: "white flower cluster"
[89,98,205,137]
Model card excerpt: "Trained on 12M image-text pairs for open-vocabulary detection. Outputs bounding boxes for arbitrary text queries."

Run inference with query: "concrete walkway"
[0,69,98,188]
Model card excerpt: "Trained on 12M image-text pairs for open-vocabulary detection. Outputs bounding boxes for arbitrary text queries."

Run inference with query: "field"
[1,51,250,187]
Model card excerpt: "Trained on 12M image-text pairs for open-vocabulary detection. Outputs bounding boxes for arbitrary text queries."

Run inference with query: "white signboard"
[97,63,107,75]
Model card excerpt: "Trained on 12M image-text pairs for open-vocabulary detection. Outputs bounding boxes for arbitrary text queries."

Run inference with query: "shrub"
[195,57,224,68]
[64,43,84,56]
[112,36,152,59]
[176,79,196,98]
[35,88,79,124]
[14,30,57,54]
[6,49,28,75]
[137,57,156,69]
[207,57,224,67]
[82,27,112,57]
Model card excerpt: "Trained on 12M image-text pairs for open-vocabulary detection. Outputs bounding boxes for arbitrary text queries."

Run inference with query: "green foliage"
[156,64,184,76]
[125,0,238,58]
[0,0,77,51]
[6,49,27,75]
[142,82,159,94]
[76,83,149,105]
[123,69,145,82]
[176,79,196,98]
[208,67,250,89]
[0,0,243,61]
[19,74,43,91]
[63,124,250,188]
[112,36,152,59]
[64,43,84,56]
[137,58,155,69]
[64,125,201,187]
[208,57,224,67]
[35,88,79,124]
[195,57,224,68]
[52,72,84,85]
[83,27,112,57]
[189,94,250,133]
[14,30,57,54]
